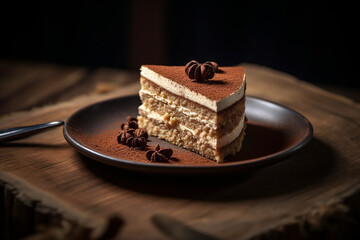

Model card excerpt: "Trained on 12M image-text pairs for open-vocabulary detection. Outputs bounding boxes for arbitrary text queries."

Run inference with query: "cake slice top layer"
[140,65,246,112]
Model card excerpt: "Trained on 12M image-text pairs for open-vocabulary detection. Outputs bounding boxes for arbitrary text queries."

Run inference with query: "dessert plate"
[63,95,313,175]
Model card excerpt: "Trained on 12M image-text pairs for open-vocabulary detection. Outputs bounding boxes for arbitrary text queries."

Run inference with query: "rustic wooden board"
[1,63,360,239]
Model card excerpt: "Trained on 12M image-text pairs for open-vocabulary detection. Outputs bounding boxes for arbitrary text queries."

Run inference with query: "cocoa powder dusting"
[77,127,217,166]
[143,65,245,101]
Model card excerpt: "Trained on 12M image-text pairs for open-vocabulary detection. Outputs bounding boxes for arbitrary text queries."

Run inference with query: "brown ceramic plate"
[63,95,313,175]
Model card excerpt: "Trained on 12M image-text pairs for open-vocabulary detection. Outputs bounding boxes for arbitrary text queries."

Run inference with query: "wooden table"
[1,60,359,240]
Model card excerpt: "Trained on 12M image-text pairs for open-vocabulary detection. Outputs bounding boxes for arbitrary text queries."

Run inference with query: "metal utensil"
[0,120,64,142]
[151,214,220,240]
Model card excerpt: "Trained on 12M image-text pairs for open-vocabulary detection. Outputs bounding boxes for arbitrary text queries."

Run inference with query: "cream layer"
[140,66,246,112]
[139,89,216,129]
[138,105,245,149]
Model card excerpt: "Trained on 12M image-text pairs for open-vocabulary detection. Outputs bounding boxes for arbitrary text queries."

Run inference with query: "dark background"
[0,0,358,86]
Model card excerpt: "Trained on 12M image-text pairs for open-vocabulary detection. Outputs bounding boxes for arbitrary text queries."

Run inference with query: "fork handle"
[0,121,64,142]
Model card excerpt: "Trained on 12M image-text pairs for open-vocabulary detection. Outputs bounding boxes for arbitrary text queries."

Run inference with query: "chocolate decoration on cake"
[185,60,198,79]
[185,60,216,82]
[146,144,173,162]
[205,61,219,72]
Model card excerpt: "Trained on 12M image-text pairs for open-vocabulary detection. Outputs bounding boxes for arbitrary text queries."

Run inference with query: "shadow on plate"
[78,137,336,202]
[230,122,292,161]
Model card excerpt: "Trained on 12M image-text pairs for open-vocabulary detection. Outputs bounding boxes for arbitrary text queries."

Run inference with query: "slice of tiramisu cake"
[138,61,246,162]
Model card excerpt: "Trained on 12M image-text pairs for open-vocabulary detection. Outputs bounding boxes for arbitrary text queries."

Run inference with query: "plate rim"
[63,95,313,173]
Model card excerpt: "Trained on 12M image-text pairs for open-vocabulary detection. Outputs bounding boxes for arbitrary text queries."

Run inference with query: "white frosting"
[217,115,245,147]
[139,105,245,149]
[140,66,246,112]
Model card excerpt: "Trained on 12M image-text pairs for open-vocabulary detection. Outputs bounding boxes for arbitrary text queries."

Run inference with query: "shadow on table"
[79,137,337,202]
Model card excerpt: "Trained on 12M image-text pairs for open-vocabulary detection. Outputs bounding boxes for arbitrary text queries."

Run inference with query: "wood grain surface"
[0,61,360,239]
